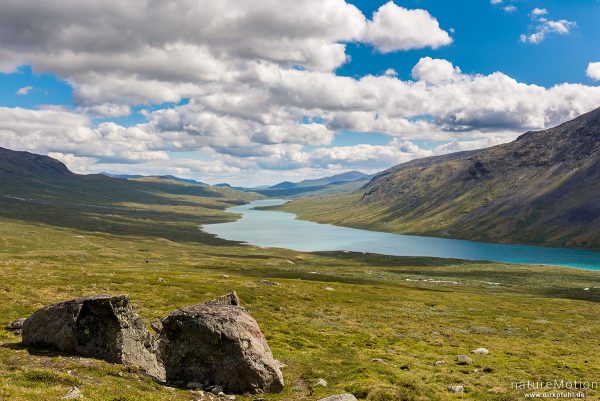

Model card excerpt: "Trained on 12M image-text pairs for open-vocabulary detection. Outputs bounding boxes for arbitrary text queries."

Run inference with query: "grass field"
[2,183,600,400]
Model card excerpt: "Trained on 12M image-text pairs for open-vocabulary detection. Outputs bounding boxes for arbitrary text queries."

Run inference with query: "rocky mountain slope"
[281,107,600,249]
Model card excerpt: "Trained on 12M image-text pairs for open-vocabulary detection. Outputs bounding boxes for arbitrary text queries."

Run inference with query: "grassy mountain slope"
[3,147,600,400]
[279,107,600,249]
[0,147,258,243]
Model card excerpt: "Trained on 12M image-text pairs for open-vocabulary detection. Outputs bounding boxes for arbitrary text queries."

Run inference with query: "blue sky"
[0,0,599,185]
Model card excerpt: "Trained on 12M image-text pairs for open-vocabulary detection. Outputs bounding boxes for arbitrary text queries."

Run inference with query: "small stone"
[211,385,224,395]
[447,385,464,393]
[483,366,494,373]
[371,358,385,364]
[315,378,328,387]
[317,395,357,401]
[187,382,204,389]
[456,355,473,365]
[434,360,445,366]
[472,347,489,355]
[227,396,236,400]
[222,275,230,279]
[157,278,166,283]
[62,387,83,399]
[257,280,279,286]
[324,287,334,291]
[5,317,26,332]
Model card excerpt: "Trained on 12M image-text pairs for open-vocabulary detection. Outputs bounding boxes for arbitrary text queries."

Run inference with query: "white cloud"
[521,9,576,44]
[491,0,503,4]
[531,8,548,16]
[16,86,33,95]
[503,6,517,13]
[362,1,452,53]
[411,57,461,84]
[587,62,600,81]
[0,1,598,185]
[0,0,451,107]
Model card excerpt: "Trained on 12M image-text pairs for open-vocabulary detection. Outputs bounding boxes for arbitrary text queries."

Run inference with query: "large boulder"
[157,291,284,394]
[21,295,165,381]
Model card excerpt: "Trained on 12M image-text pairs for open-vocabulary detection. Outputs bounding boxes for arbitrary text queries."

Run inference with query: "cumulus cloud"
[0,1,599,184]
[0,0,452,108]
[362,1,452,53]
[587,62,600,81]
[521,9,576,44]
[411,57,461,84]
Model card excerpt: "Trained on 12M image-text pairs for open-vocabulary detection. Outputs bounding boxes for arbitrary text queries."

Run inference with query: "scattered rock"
[21,295,165,381]
[157,278,166,283]
[187,382,204,389]
[222,274,230,279]
[257,280,279,286]
[324,287,334,291]
[209,385,224,395]
[62,387,82,399]
[483,366,494,373]
[456,355,473,365]
[434,360,445,366]
[5,317,26,334]
[315,378,328,387]
[317,395,357,401]
[158,291,284,394]
[472,348,489,355]
[371,358,385,364]
[447,385,464,393]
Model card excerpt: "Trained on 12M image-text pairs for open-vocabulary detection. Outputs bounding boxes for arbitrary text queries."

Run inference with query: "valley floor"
[2,195,600,400]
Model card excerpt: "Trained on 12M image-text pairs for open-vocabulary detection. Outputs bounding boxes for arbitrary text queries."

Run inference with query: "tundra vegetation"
[1,151,600,400]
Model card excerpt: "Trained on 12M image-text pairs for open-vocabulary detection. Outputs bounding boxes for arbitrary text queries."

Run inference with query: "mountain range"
[280,107,600,249]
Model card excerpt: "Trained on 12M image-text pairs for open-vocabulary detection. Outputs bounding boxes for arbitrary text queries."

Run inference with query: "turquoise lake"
[203,199,600,270]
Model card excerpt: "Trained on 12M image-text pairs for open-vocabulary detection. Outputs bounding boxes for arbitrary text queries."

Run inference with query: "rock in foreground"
[21,295,165,381]
[157,291,284,394]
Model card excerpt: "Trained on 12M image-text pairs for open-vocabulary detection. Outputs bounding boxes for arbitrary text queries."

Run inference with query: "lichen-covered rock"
[157,291,283,394]
[317,395,357,401]
[456,355,474,365]
[21,295,165,381]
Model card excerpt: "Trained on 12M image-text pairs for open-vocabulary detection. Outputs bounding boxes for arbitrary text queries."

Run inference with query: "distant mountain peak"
[269,171,371,190]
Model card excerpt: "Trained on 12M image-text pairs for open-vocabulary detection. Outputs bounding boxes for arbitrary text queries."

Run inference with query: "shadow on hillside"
[1,341,83,359]
[0,198,238,246]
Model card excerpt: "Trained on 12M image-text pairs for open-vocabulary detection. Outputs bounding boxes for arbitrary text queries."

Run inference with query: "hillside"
[4,148,600,400]
[0,147,258,243]
[279,107,600,249]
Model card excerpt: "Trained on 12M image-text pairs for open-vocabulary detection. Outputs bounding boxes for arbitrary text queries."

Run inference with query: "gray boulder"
[318,395,358,401]
[157,291,284,394]
[456,355,474,365]
[21,295,165,381]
